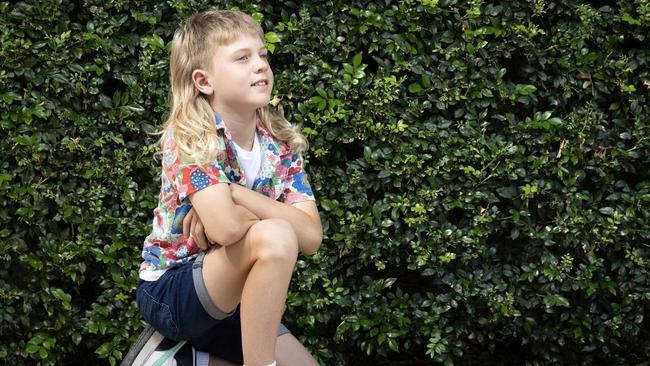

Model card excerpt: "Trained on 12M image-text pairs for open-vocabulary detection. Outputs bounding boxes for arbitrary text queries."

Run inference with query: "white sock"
[196,350,210,366]
[242,362,276,366]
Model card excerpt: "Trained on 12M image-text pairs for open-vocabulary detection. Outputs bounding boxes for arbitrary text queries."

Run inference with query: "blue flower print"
[143,246,162,267]
[291,172,312,194]
[171,204,192,235]
[190,170,210,190]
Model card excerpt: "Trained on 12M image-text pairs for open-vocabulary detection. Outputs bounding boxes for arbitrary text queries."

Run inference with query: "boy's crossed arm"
[184,182,322,255]
[186,183,258,247]
[229,183,322,255]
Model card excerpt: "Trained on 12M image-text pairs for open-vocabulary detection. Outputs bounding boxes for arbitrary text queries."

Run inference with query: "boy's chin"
[252,98,272,109]
[220,96,271,111]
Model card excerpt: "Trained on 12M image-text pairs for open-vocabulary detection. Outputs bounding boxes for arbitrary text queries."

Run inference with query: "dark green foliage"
[1,0,649,365]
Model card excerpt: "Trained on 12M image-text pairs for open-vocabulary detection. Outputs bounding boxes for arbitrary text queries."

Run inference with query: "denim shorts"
[136,252,290,363]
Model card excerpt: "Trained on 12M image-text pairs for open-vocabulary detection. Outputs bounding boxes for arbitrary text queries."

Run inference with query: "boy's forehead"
[215,33,265,52]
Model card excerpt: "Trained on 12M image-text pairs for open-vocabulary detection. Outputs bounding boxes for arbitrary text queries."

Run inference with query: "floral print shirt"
[139,115,315,279]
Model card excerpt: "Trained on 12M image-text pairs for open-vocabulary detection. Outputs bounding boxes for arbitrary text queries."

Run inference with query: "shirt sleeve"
[163,147,230,203]
[281,152,315,205]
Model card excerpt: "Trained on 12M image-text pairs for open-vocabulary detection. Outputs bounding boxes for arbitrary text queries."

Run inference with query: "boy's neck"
[216,108,258,151]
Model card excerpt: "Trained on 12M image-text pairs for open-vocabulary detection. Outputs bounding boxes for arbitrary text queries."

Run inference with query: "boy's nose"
[253,56,268,72]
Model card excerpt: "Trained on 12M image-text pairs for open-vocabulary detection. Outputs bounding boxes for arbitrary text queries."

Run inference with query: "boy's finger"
[194,221,208,249]
[183,209,194,238]
[191,212,198,236]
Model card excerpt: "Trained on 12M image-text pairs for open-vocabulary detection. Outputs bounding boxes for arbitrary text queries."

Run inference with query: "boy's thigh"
[136,261,230,341]
[200,236,255,316]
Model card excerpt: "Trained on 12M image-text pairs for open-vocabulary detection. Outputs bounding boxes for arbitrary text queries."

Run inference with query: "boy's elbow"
[205,222,245,246]
[202,205,259,246]
[205,229,231,246]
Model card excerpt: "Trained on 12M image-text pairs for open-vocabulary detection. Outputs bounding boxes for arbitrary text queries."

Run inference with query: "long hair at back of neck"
[160,10,307,167]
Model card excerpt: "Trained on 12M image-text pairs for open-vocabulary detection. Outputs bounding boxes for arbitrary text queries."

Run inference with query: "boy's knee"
[250,219,298,262]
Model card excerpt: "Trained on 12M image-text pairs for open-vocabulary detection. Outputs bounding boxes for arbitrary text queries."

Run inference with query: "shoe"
[121,325,196,366]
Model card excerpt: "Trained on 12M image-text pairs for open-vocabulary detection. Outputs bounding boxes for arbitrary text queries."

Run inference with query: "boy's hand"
[183,207,211,250]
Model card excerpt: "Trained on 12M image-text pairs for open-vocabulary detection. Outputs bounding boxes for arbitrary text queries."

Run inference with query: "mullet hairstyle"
[159,10,307,166]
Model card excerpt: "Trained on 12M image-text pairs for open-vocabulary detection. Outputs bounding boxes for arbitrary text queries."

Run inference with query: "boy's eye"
[260,53,268,58]
[238,55,249,61]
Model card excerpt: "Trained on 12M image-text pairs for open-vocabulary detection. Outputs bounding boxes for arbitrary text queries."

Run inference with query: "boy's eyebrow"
[231,46,268,53]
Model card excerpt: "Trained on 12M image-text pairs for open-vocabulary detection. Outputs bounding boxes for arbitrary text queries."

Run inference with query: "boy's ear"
[192,69,214,95]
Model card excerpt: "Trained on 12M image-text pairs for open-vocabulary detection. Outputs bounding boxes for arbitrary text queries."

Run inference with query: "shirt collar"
[214,114,232,140]
[215,113,284,185]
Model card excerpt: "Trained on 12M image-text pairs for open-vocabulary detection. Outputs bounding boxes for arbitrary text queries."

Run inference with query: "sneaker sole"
[120,325,159,366]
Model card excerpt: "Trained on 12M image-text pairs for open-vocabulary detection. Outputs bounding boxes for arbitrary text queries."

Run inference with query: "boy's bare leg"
[201,218,298,366]
[209,333,319,366]
[275,333,319,366]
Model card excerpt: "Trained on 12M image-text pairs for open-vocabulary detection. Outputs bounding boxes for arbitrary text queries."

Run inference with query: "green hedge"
[1,0,649,364]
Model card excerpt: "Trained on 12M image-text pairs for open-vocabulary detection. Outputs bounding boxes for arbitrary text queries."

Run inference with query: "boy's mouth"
[251,79,269,87]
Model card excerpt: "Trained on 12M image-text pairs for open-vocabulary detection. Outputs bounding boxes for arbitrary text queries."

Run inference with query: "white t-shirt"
[233,132,262,189]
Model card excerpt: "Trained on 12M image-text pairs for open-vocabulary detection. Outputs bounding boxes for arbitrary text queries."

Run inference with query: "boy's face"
[203,34,274,113]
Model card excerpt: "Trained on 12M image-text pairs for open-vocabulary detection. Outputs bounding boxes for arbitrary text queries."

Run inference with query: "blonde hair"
[160,10,307,166]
